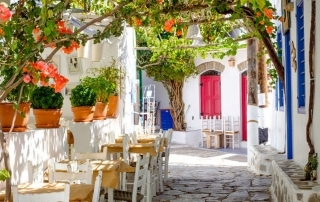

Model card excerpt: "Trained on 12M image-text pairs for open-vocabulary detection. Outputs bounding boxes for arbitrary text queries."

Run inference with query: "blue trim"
[296,2,305,110]
[285,31,293,159]
[276,30,284,111]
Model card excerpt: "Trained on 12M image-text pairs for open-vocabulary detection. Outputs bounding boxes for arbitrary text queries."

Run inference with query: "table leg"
[108,188,114,202]
[206,135,211,149]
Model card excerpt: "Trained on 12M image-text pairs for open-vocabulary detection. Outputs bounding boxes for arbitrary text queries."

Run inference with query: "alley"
[153,144,272,202]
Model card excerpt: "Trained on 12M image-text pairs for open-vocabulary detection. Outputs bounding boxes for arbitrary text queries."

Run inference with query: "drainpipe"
[284,31,293,159]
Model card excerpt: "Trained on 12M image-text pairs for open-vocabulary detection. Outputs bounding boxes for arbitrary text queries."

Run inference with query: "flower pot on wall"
[71,106,95,122]
[33,109,62,128]
[0,102,31,132]
[106,95,118,118]
[91,42,104,62]
[93,102,108,120]
[83,40,92,58]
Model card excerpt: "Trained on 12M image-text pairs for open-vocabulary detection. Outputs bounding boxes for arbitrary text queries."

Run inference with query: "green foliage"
[309,153,318,171]
[0,67,35,103]
[70,84,97,107]
[0,169,10,181]
[30,86,64,109]
[85,59,124,96]
[80,76,112,103]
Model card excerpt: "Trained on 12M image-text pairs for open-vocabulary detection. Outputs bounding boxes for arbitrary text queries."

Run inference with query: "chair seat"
[104,190,144,201]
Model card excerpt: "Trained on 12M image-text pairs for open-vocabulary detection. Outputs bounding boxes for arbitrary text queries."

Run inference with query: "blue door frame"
[285,31,293,159]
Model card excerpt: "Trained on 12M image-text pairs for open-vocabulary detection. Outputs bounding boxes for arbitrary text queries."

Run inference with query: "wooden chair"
[12,183,70,202]
[92,170,103,202]
[104,153,150,202]
[206,116,224,149]
[224,116,240,149]
[28,160,44,183]
[147,136,161,201]
[49,160,93,184]
[200,115,211,147]
[71,148,108,161]
[160,128,173,182]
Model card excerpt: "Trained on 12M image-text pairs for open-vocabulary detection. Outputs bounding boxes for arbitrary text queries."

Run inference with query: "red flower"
[23,75,31,83]
[135,19,142,26]
[263,8,273,19]
[266,26,273,34]
[0,4,11,22]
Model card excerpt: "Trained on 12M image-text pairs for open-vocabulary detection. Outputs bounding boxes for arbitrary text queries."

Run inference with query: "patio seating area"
[0,119,173,202]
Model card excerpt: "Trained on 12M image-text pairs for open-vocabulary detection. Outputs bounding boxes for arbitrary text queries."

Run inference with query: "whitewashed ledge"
[68,118,121,153]
[248,145,285,175]
[0,127,68,190]
[270,159,320,202]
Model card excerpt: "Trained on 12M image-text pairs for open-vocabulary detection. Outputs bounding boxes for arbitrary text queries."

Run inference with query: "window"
[296,0,305,112]
[275,30,284,111]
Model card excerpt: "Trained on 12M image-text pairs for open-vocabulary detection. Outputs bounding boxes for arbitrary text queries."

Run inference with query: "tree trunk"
[0,126,11,202]
[163,80,185,131]
[257,40,268,107]
[247,39,259,164]
[306,0,316,158]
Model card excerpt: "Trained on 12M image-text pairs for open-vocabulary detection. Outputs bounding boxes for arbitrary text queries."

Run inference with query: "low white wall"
[171,130,201,147]
[69,118,121,153]
[0,128,68,190]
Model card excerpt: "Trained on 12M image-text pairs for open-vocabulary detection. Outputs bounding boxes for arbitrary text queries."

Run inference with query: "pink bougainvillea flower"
[23,75,31,83]
[0,4,12,22]
[263,8,273,19]
[266,26,273,34]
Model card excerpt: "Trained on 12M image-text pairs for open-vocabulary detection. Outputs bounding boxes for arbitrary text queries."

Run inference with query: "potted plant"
[30,86,64,128]
[70,84,97,122]
[0,68,35,132]
[85,59,124,118]
[80,75,113,120]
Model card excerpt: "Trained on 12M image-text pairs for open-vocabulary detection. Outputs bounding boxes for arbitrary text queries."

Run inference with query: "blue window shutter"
[296,2,305,109]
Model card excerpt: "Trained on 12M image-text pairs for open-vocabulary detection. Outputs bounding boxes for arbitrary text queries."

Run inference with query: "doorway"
[241,71,247,141]
[200,70,221,118]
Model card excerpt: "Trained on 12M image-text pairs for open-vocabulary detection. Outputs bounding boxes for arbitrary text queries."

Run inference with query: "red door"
[200,76,221,117]
[241,75,247,141]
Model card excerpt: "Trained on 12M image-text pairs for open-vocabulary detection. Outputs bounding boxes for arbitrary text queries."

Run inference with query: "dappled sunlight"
[169,152,248,167]
[1,128,68,187]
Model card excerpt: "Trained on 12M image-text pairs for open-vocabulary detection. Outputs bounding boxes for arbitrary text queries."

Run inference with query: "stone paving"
[153,144,272,202]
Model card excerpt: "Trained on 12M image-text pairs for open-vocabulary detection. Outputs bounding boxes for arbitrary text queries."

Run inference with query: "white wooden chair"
[224,116,240,149]
[71,148,108,161]
[147,136,161,201]
[28,160,44,183]
[12,183,70,202]
[160,128,173,182]
[206,116,224,149]
[92,170,103,202]
[200,115,211,147]
[104,153,150,202]
[49,160,93,184]
[121,134,131,190]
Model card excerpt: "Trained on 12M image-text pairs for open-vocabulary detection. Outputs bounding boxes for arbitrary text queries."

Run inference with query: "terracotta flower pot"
[93,102,108,120]
[71,106,95,122]
[106,95,118,118]
[0,102,31,132]
[33,109,62,128]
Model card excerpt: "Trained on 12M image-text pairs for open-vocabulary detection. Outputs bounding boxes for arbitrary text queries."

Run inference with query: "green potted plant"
[80,75,113,120]
[69,84,97,122]
[0,68,35,132]
[30,86,64,128]
[85,59,124,118]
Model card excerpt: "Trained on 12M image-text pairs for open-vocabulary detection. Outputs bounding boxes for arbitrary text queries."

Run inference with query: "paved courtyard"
[153,144,272,202]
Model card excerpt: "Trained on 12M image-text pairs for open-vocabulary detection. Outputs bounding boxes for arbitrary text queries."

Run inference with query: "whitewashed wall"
[0,128,67,190]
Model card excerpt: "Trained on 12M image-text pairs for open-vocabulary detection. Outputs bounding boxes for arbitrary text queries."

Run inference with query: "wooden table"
[205,131,224,149]
[0,183,94,202]
[115,135,168,147]
[101,142,163,157]
[58,159,135,202]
